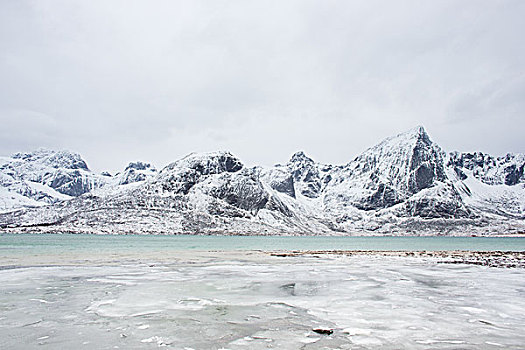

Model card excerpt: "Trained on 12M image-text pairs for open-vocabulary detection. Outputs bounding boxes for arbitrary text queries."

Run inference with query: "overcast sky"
[1,0,524,172]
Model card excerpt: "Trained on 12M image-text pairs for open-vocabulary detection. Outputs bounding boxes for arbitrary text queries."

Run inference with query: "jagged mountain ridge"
[1,127,524,235]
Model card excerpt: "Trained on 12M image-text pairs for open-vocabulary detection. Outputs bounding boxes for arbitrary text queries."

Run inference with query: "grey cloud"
[0,110,65,153]
[0,0,524,172]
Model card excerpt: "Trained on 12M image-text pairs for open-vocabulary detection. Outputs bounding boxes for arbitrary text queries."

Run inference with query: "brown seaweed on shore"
[268,250,525,268]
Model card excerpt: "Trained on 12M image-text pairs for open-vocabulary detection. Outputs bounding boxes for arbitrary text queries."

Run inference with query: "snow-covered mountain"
[0,149,156,213]
[0,149,101,212]
[1,127,524,235]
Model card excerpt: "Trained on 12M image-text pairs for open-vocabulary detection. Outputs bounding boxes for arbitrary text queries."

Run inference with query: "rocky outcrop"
[153,152,243,195]
[259,167,296,198]
[118,162,157,185]
[286,152,334,198]
[448,151,525,186]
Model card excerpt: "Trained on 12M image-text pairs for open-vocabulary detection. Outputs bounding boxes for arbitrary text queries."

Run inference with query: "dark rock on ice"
[313,328,334,335]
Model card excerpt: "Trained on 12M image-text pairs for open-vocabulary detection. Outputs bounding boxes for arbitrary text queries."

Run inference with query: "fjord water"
[1,234,525,349]
[2,234,525,255]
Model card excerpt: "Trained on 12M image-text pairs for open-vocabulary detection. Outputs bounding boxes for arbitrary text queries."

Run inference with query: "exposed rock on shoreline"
[269,250,525,268]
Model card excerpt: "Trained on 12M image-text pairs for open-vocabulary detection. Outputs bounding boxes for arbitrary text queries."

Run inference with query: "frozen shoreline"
[1,248,525,269]
[1,250,525,349]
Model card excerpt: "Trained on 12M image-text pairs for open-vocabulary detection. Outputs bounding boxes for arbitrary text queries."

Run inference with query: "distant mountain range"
[1,126,524,235]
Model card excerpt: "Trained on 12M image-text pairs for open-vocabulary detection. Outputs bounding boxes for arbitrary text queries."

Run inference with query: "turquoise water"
[1,234,524,254]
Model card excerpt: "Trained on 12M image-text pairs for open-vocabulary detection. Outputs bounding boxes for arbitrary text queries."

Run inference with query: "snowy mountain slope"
[0,149,94,211]
[3,149,100,196]
[1,127,524,235]
[259,167,296,198]
[117,161,157,185]
[90,161,158,197]
[0,149,158,211]
[447,166,525,219]
[448,151,525,186]
[445,148,525,219]
[0,185,44,213]
[321,126,449,212]
[0,152,332,234]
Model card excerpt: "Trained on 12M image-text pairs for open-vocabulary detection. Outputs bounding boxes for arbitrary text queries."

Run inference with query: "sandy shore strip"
[268,250,525,268]
[1,249,524,269]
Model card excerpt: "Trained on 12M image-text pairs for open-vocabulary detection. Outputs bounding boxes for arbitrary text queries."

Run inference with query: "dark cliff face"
[504,163,524,186]
[205,168,269,213]
[270,174,295,198]
[286,152,323,198]
[157,152,244,195]
[330,126,449,211]
[407,128,447,193]
[119,171,148,186]
[260,167,296,198]
[47,170,89,196]
[403,184,472,219]
[353,182,403,211]
[500,155,524,186]
[181,152,243,175]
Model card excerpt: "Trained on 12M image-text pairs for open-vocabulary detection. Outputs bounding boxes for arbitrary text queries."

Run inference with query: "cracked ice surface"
[1,251,524,349]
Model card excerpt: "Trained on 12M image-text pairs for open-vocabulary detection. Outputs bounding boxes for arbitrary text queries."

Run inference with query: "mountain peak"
[393,125,429,142]
[412,125,430,141]
[125,161,154,172]
[152,151,244,195]
[366,126,433,155]
[413,125,426,135]
[11,148,89,171]
[349,125,446,196]
[162,151,243,177]
[289,151,314,164]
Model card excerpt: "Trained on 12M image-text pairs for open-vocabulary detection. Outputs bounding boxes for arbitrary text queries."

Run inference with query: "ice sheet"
[1,252,524,349]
